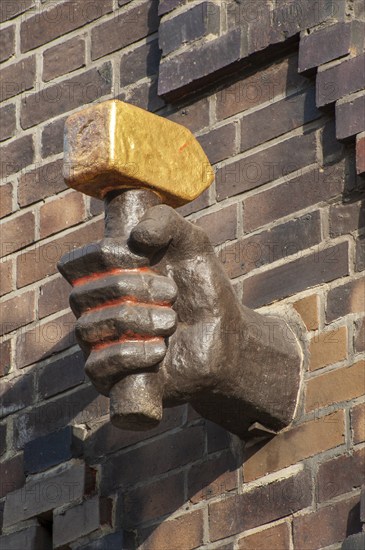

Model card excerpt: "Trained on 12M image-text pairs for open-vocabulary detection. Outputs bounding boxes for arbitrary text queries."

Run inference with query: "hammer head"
[63,100,214,207]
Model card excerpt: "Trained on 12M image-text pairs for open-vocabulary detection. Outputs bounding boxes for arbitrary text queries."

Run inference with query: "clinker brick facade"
[0,0,364,549]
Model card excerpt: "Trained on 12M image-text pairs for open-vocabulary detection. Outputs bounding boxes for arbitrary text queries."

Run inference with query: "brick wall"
[0,0,364,548]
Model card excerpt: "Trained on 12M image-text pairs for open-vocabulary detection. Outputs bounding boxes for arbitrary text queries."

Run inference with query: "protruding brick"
[37,350,84,399]
[306,360,365,411]
[237,522,291,550]
[356,133,365,175]
[293,294,319,331]
[24,426,81,474]
[0,523,52,550]
[0,135,34,179]
[336,92,365,140]
[40,191,85,239]
[0,24,15,63]
[0,289,35,335]
[0,210,35,257]
[243,411,345,482]
[316,54,365,107]
[318,447,365,502]
[43,37,85,82]
[0,454,25,499]
[18,159,66,207]
[140,510,204,550]
[326,278,365,322]
[351,402,365,444]
[309,326,348,371]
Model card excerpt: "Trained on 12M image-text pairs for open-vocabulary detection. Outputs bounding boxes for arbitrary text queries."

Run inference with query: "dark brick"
[3,461,95,527]
[293,495,361,550]
[336,92,365,140]
[78,531,126,550]
[177,186,211,217]
[100,425,205,495]
[118,76,165,113]
[355,236,365,272]
[299,21,365,72]
[166,97,210,133]
[357,134,365,175]
[0,372,34,419]
[84,406,184,460]
[120,39,160,87]
[159,0,185,15]
[21,63,112,129]
[0,524,52,550]
[140,509,204,550]
[0,56,36,102]
[188,451,238,503]
[14,384,108,448]
[317,54,365,107]
[158,28,242,100]
[0,454,25,499]
[354,317,365,353]
[198,123,236,165]
[240,87,321,152]
[209,469,312,541]
[242,242,349,308]
[216,132,317,201]
[54,496,111,548]
[91,0,159,60]
[38,351,85,399]
[0,0,33,23]
[39,276,71,319]
[0,182,13,217]
[24,426,81,474]
[0,289,35,335]
[195,204,237,246]
[159,2,220,56]
[207,421,231,453]
[0,104,16,142]
[41,116,66,158]
[18,159,66,206]
[326,278,365,323]
[0,424,6,457]
[329,201,365,236]
[0,210,35,257]
[243,162,345,231]
[222,211,322,279]
[321,118,346,165]
[21,0,112,52]
[0,338,11,377]
[43,37,85,82]
[0,135,34,178]
[90,197,104,217]
[119,472,184,527]
[0,24,15,62]
[343,533,365,550]
[318,447,365,502]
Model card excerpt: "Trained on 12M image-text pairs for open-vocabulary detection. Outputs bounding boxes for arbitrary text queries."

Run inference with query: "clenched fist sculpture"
[58,101,302,439]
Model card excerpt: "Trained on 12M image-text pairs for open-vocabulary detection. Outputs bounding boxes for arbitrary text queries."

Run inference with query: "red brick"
[100,425,205,495]
[0,104,16,142]
[293,495,362,550]
[242,242,349,309]
[0,258,13,297]
[53,496,111,548]
[299,21,365,72]
[243,161,345,231]
[18,158,66,207]
[351,402,365,445]
[140,510,204,550]
[188,450,238,503]
[91,0,159,60]
[195,204,237,246]
[120,39,160,87]
[316,54,365,107]
[0,135,34,178]
[216,54,308,121]
[43,37,85,82]
[0,338,11,377]
[15,311,76,369]
[318,447,365,502]
[237,522,291,550]
[0,371,35,419]
[166,97,210,133]
[326,278,365,322]
[356,133,365,175]
[198,123,236,165]
[120,472,184,527]
[0,0,33,23]
[38,350,85,399]
[21,0,112,52]
[0,182,13,218]
[336,92,365,140]
[0,454,25,500]
[354,317,365,353]
[0,289,35,335]
[0,210,35,257]
[0,56,36,102]
[209,469,312,541]
[40,191,85,239]
[221,211,321,279]
[39,276,71,319]
[216,132,317,200]
[3,461,95,527]
[41,116,67,158]
[0,24,15,63]
[16,218,103,288]
[21,63,112,129]
[240,87,320,152]
[330,200,365,237]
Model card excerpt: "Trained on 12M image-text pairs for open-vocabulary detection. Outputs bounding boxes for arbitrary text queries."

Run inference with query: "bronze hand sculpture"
[58,100,302,439]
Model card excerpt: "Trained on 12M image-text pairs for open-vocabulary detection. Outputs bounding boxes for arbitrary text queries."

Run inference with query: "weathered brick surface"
[357,133,365,175]
[0,182,13,218]
[118,76,165,113]
[0,454,25,499]
[0,338,11,377]
[78,530,126,550]
[293,495,362,550]
[21,0,112,52]
[0,258,13,296]
[0,56,36,102]
[0,24,15,63]
[317,54,365,107]
[167,97,210,133]
[37,350,84,399]
[0,135,34,178]
[41,116,67,158]
[351,402,365,445]
[326,278,365,322]
[209,469,312,540]
[355,236,365,272]
[293,294,319,331]
[354,317,365,353]
[18,159,66,207]
[309,325,348,371]
[43,37,85,82]
[318,447,365,502]
[24,426,81,474]
[198,123,236,165]
[0,423,6,457]
[237,522,290,549]
[0,0,33,23]
[0,210,35,257]
[38,276,71,319]
[195,204,237,246]
[21,64,112,129]
[242,242,349,309]
[91,0,159,60]
[0,104,16,142]
[40,191,85,238]
[140,510,204,550]
[187,450,238,503]
[336,92,365,140]
[120,39,160,87]
[0,524,52,550]
[159,0,186,16]
[330,201,365,237]
[243,411,345,482]
[0,289,35,335]
[0,371,35,419]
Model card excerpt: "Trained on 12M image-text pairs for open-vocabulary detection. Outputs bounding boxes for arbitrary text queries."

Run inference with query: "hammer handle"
[105,189,164,430]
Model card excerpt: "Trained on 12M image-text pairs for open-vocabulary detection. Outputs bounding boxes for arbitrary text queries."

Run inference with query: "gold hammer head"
[63,99,214,207]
